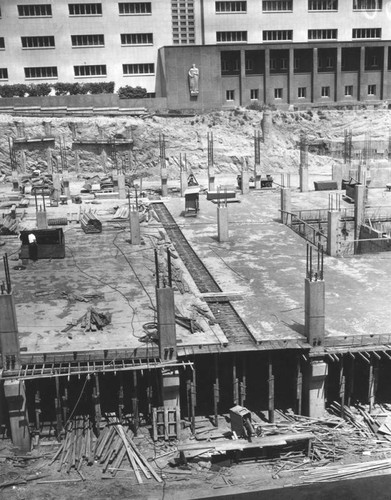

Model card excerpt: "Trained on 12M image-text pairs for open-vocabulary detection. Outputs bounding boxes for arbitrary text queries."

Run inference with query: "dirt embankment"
[0,108,390,180]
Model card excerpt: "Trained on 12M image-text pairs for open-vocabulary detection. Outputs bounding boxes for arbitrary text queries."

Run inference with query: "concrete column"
[280,187,291,224]
[156,287,176,360]
[262,110,272,144]
[241,167,250,195]
[332,163,343,190]
[335,46,342,102]
[36,207,48,229]
[307,360,328,418]
[304,278,325,347]
[312,48,319,103]
[43,120,52,137]
[217,205,229,242]
[20,151,26,173]
[358,46,366,102]
[208,167,215,192]
[14,121,25,139]
[125,125,132,141]
[118,173,126,199]
[0,293,21,369]
[11,170,19,192]
[97,126,104,141]
[62,171,70,199]
[288,48,294,104]
[382,45,389,101]
[180,170,187,197]
[161,369,180,408]
[354,184,366,240]
[264,47,270,105]
[112,168,119,192]
[130,206,141,245]
[239,48,245,106]
[74,150,79,174]
[357,162,366,185]
[69,122,77,141]
[46,148,52,174]
[52,173,61,202]
[100,149,107,172]
[4,380,31,452]
[327,210,339,257]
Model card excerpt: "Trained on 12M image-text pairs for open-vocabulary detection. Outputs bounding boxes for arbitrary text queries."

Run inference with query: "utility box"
[230,405,253,438]
[184,186,200,217]
[19,228,65,259]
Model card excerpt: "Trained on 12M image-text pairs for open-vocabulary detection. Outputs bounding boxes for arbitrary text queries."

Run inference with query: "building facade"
[0,1,390,107]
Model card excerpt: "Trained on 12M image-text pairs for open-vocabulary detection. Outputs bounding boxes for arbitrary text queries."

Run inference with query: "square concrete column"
[118,173,126,199]
[4,380,31,452]
[327,210,339,257]
[0,293,21,368]
[52,173,61,202]
[63,171,70,199]
[305,278,325,347]
[354,184,366,240]
[307,360,328,418]
[254,164,261,189]
[332,163,343,190]
[208,167,215,192]
[46,149,53,174]
[180,171,187,197]
[312,48,319,103]
[161,167,168,197]
[130,206,141,245]
[217,205,229,242]
[36,208,48,229]
[300,143,309,193]
[241,168,250,195]
[280,187,291,224]
[156,287,176,361]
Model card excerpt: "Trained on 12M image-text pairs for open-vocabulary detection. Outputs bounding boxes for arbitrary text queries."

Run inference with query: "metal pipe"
[167,248,172,288]
[154,249,160,288]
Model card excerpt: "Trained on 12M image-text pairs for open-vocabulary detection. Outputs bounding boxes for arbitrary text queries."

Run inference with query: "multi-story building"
[0,1,391,108]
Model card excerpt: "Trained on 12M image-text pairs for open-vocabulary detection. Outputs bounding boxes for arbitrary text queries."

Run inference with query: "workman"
[28,232,38,261]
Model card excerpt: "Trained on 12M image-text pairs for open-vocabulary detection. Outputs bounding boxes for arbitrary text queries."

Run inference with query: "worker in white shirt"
[28,232,38,261]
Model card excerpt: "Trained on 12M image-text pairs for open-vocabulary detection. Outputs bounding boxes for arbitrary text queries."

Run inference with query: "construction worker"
[28,232,38,261]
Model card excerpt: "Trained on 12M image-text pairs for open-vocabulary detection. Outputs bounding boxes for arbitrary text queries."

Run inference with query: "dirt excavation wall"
[2,108,391,181]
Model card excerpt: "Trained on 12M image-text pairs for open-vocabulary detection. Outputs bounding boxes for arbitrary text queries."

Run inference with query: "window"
[308,0,337,9]
[24,66,57,79]
[18,4,52,17]
[345,85,353,96]
[274,88,283,99]
[262,1,292,11]
[321,86,330,97]
[353,28,381,38]
[119,2,151,14]
[263,30,293,41]
[280,58,288,70]
[123,63,154,74]
[368,84,376,95]
[216,1,247,12]
[226,90,235,100]
[216,31,247,42]
[353,0,382,9]
[270,58,276,70]
[71,35,104,47]
[0,38,4,50]
[245,59,253,71]
[21,36,55,48]
[68,3,102,15]
[308,29,337,40]
[298,87,306,98]
[121,33,153,45]
[0,68,8,79]
[74,65,106,77]
[250,89,259,100]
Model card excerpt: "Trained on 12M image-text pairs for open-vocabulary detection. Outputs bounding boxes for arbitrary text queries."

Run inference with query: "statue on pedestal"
[188,64,199,95]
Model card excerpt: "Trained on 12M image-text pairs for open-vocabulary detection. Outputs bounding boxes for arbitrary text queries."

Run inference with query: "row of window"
[0,64,155,80]
[216,28,382,42]
[216,0,382,12]
[14,3,152,17]
[227,83,377,101]
[0,34,154,50]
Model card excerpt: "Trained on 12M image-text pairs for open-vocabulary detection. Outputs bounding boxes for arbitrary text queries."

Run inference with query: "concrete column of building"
[130,206,141,245]
[43,120,52,137]
[358,46,366,102]
[63,171,70,199]
[112,168,119,192]
[156,286,176,360]
[300,143,309,193]
[52,173,61,202]
[45,147,52,174]
[288,48,294,104]
[312,48,319,103]
[307,359,328,418]
[354,184,366,240]
[280,187,291,224]
[305,278,325,347]
[240,49,246,106]
[0,293,21,369]
[264,47,270,105]
[217,205,229,242]
[180,170,187,197]
[118,173,126,199]
[14,121,25,139]
[161,167,168,197]
[36,207,48,229]
[4,380,31,452]
[332,163,343,190]
[262,110,272,144]
[125,125,132,141]
[382,46,389,100]
[357,162,366,185]
[100,149,107,172]
[335,46,342,102]
[327,210,339,257]
[74,150,79,174]
[208,167,215,192]
[241,165,250,195]
[20,151,26,173]
[69,122,77,141]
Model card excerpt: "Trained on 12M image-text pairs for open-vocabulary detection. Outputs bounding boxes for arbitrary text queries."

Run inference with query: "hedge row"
[0,82,149,99]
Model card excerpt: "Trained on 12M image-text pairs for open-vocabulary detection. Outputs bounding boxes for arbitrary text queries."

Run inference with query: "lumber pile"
[301,458,391,483]
[0,214,19,235]
[61,307,111,333]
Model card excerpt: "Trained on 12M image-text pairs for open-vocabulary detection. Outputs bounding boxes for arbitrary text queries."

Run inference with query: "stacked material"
[0,214,19,235]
